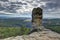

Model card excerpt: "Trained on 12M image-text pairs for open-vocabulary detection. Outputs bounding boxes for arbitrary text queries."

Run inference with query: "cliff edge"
[0,26,60,40]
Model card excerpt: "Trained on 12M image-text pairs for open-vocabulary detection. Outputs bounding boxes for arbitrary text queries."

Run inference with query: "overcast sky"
[0,0,60,18]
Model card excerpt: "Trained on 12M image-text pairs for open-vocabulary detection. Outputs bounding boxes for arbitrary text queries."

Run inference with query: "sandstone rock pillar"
[32,7,42,30]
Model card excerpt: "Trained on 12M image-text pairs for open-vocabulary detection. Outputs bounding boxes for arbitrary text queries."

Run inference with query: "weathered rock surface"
[0,27,60,40]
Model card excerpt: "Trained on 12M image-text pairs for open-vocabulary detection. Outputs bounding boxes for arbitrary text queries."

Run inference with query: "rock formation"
[32,7,42,30]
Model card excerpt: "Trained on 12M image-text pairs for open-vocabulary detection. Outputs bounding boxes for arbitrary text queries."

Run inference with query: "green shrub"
[0,27,31,39]
[45,26,60,33]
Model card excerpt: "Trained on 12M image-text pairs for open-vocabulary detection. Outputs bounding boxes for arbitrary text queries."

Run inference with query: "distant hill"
[0,17,32,28]
[43,18,60,26]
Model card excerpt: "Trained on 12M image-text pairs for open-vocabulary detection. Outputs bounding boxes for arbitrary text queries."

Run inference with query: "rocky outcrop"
[1,26,60,40]
[32,7,42,31]
[32,7,42,26]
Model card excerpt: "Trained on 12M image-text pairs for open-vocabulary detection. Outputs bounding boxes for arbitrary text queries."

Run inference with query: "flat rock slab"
[0,27,60,40]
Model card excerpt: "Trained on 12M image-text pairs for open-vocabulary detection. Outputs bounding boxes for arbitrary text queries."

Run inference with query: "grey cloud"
[0,7,5,11]
[45,3,59,9]
[4,10,16,13]
[41,0,60,9]
[0,13,11,15]
[0,0,8,2]
[41,0,56,2]
[26,1,33,3]
[39,0,60,14]
[0,2,24,13]
[10,2,27,5]
[0,0,28,13]
[0,5,17,13]
[0,0,60,16]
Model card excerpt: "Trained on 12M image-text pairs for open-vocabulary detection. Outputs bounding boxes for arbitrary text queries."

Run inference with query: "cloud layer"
[0,0,60,18]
